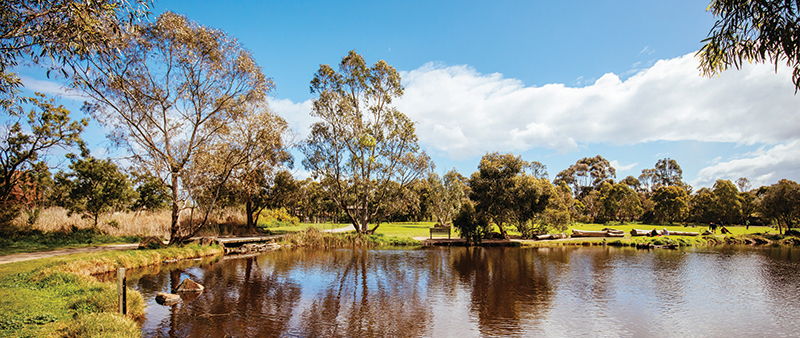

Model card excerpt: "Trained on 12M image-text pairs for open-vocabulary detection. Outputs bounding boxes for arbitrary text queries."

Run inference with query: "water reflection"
[130,245,800,338]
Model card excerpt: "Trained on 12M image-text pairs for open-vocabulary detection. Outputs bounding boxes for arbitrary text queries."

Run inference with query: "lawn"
[570,222,778,236]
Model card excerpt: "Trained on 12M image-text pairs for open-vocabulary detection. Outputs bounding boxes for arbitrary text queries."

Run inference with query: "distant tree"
[71,12,271,243]
[213,100,291,231]
[580,189,603,223]
[300,51,431,234]
[652,185,689,224]
[267,170,300,213]
[56,157,134,227]
[690,187,717,224]
[736,177,752,192]
[469,152,551,239]
[428,169,465,227]
[554,155,615,198]
[600,182,642,223]
[0,94,87,225]
[131,171,171,212]
[638,168,657,194]
[713,179,743,224]
[760,179,800,234]
[653,158,684,187]
[740,190,758,224]
[452,201,487,246]
[620,175,641,192]
[698,0,800,91]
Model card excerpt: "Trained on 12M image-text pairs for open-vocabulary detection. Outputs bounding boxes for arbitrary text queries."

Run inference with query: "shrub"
[453,203,487,245]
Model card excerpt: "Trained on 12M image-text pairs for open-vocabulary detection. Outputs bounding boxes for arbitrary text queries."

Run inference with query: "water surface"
[131,246,800,337]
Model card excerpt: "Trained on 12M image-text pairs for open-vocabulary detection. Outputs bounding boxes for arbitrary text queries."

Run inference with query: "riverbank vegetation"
[2,1,799,251]
[0,244,222,338]
[280,228,421,248]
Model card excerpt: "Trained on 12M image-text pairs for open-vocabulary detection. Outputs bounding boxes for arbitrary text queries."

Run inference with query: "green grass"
[569,222,777,236]
[0,244,223,338]
[0,227,140,256]
[258,221,346,235]
[280,228,421,248]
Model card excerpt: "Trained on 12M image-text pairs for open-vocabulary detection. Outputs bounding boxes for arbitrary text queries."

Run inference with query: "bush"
[260,208,299,225]
[453,203,486,245]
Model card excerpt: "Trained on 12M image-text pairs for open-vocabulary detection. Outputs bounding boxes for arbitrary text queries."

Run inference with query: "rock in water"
[155,292,180,306]
[176,278,205,292]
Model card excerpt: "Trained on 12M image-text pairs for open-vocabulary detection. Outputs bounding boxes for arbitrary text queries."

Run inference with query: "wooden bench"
[429,227,451,239]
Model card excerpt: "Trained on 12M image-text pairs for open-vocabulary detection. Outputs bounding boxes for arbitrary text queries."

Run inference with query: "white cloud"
[692,141,800,188]
[396,53,800,160]
[610,160,638,173]
[269,98,315,142]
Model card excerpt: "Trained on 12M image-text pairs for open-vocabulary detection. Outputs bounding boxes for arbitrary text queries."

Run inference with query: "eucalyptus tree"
[699,0,800,91]
[713,179,743,224]
[71,12,272,243]
[600,182,642,223]
[554,155,616,198]
[428,169,465,227]
[0,0,151,102]
[469,152,551,239]
[0,94,87,225]
[189,101,291,232]
[301,51,431,234]
[760,179,800,234]
[652,185,690,224]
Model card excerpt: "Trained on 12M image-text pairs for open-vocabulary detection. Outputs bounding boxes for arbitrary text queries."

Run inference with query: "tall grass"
[13,207,256,238]
[14,207,171,238]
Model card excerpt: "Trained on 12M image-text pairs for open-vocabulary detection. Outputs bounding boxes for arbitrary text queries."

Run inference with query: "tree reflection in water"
[131,246,800,338]
[450,247,556,337]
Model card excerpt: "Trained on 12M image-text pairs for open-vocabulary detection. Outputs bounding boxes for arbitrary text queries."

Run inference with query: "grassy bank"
[0,244,222,338]
[280,228,421,248]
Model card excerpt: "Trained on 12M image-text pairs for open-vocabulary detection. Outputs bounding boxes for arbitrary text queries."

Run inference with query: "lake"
[129,245,800,337]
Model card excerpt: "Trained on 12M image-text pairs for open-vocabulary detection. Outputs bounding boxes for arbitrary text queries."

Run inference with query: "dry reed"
[14,207,251,238]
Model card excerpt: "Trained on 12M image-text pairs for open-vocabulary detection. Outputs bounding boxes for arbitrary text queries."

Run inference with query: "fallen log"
[631,229,662,236]
[668,231,699,236]
[601,228,625,234]
[536,233,569,240]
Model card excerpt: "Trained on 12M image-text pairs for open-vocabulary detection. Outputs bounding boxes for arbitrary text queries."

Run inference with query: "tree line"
[2,1,799,244]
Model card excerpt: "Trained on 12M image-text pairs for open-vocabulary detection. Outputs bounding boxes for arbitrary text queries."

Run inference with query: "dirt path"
[0,243,140,265]
[0,226,355,265]
[323,225,355,233]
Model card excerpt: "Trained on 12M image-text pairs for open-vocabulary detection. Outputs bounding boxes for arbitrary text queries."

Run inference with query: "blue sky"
[18,0,800,189]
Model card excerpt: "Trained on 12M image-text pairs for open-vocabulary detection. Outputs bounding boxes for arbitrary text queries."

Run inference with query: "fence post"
[117,267,127,315]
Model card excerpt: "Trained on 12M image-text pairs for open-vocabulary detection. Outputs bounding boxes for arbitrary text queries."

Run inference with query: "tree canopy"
[0,0,151,102]
[56,157,133,227]
[301,50,431,234]
[469,152,551,239]
[71,12,271,243]
[699,0,800,92]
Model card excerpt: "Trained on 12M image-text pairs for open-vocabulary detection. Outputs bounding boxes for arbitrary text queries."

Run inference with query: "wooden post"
[117,267,127,315]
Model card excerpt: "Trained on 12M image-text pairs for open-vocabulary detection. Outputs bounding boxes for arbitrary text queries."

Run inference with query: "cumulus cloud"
[395,53,800,160]
[269,98,316,143]
[692,141,800,188]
